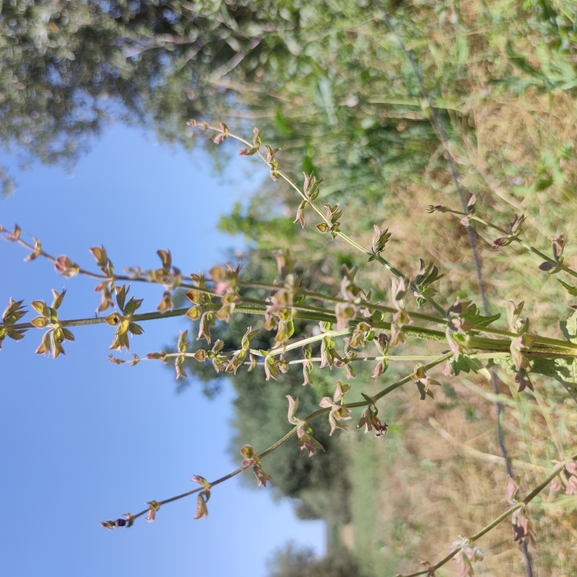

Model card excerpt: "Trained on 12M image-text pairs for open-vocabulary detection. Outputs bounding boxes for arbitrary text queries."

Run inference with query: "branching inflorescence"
[3,119,577,576]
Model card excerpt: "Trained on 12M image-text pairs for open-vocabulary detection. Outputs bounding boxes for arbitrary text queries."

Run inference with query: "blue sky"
[0,124,325,576]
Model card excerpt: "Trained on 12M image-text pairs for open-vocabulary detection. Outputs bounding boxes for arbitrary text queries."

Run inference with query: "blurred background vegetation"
[4,0,577,574]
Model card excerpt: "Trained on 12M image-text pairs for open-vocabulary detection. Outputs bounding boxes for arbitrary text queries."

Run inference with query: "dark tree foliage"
[0,0,442,198]
[0,0,296,193]
[267,543,359,577]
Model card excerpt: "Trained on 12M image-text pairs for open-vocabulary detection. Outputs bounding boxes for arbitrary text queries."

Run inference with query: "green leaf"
[462,304,501,328]
[115,285,128,311]
[31,300,48,317]
[506,40,548,81]
[558,279,577,297]
[455,34,468,67]
[551,310,577,401]
[240,327,258,350]
[61,328,75,341]
[48,306,59,324]
[302,154,314,175]
[536,175,553,191]
[128,322,144,336]
[560,309,577,344]
[274,110,292,137]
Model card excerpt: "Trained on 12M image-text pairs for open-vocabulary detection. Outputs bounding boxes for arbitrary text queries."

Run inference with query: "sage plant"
[3,118,577,575]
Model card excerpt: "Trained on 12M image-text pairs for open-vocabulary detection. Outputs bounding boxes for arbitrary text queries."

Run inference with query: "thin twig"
[102,355,450,529]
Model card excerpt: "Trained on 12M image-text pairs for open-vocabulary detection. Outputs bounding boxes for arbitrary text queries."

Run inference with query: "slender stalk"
[191,122,447,317]
[441,209,577,279]
[156,350,508,366]
[374,353,452,401]
[11,301,577,361]
[6,223,577,355]
[238,279,447,325]
[397,457,572,577]
[104,359,443,528]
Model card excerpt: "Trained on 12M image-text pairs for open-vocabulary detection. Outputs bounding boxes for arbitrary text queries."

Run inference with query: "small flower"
[54,255,80,278]
[412,366,441,400]
[512,508,535,543]
[252,465,273,487]
[451,538,483,577]
[191,475,211,519]
[506,475,521,503]
[296,424,325,457]
[146,500,160,522]
[240,445,273,487]
[357,405,388,437]
[286,395,300,425]
[319,396,351,435]
[194,493,209,520]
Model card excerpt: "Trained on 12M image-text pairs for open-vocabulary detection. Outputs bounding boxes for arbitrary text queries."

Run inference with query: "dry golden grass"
[345,367,577,575]
[330,2,577,574]
[230,2,577,573]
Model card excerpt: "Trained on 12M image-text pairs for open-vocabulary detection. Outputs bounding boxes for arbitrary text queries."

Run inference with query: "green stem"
[241,302,577,358]
[11,219,576,353]
[161,351,510,366]
[238,279,447,325]
[105,360,444,528]
[366,96,462,111]
[287,352,509,365]
[12,307,191,331]
[247,278,577,351]
[374,352,452,401]
[397,457,572,577]
[11,302,577,360]
[199,123,448,317]
[443,209,577,280]
[249,329,351,358]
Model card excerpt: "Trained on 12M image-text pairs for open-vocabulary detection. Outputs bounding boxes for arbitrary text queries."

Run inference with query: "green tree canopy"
[0,0,298,189]
[1,0,443,197]
[267,543,359,577]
